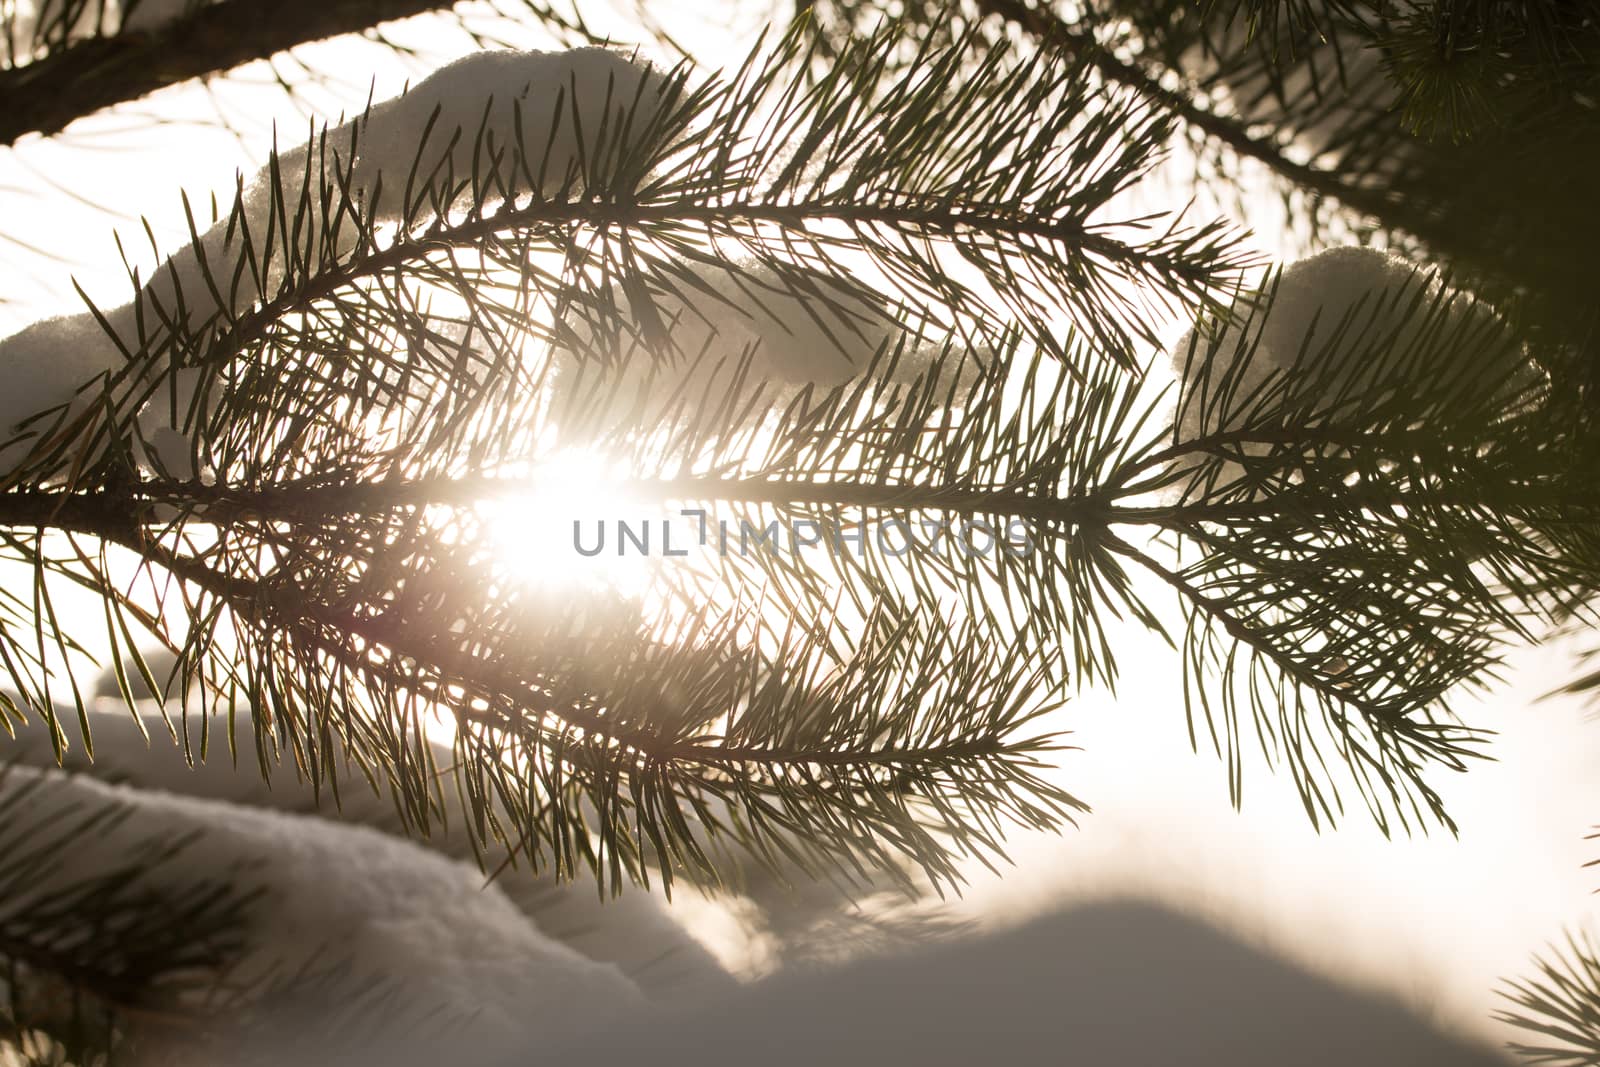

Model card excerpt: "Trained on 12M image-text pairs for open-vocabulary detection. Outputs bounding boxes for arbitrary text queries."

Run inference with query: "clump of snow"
[131,365,212,481]
[135,46,669,333]
[0,313,124,477]
[0,48,671,484]
[0,762,644,1065]
[1172,245,1413,444]
[550,259,949,440]
[560,261,894,378]
[348,46,670,215]
[0,314,212,483]
[1169,245,1537,456]
[1233,246,1428,367]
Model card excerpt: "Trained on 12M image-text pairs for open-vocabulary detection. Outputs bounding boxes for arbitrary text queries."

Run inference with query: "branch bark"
[0,0,459,145]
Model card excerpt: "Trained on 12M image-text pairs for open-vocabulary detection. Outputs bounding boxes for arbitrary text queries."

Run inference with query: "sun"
[479,445,657,596]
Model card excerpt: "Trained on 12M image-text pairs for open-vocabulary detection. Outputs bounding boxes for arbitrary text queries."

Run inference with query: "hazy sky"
[2,2,1596,1052]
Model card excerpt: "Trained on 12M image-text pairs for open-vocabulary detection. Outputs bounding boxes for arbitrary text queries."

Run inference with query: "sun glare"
[480,446,657,596]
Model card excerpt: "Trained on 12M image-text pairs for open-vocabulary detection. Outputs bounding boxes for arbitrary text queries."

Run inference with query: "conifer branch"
[972,0,1382,208]
[1499,930,1600,1067]
[966,0,1469,251]
[0,16,1590,897]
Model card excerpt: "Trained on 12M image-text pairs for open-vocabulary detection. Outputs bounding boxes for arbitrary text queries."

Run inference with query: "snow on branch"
[1168,246,1544,469]
[0,45,672,481]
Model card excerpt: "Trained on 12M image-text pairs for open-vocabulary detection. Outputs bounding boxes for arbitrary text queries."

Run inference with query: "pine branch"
[9,270,1585,850]
[964,0,1472,253]
[1498,930,1600,1066]
[816,0,1595,346]
[0,19,1588,894]
[891,2,1373,209]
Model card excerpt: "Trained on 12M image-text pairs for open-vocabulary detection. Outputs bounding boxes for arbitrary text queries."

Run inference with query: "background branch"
[0,0,583,145]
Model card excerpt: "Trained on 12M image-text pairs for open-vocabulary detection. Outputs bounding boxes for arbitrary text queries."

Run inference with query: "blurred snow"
[557,898,1512,1067]
[0,762,645,1066]
[1,699,739,1007]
